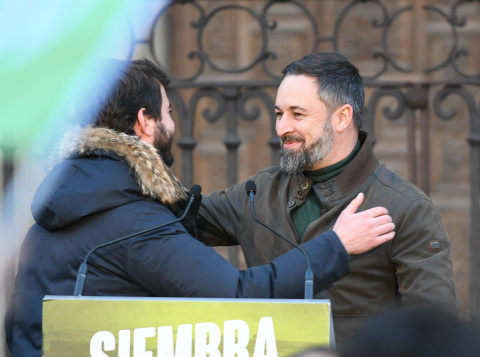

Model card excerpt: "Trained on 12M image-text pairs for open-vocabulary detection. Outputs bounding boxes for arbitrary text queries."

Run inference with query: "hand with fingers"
[333,193,396,254]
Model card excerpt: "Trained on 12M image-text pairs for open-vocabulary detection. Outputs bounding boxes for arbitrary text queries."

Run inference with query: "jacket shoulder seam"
[373,167,431,204]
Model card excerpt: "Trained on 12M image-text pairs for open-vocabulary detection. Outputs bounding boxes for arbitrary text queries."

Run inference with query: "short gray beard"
[280,118,335,174]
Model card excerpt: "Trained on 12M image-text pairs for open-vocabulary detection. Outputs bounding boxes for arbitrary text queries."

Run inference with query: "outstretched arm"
[129,195,395,299]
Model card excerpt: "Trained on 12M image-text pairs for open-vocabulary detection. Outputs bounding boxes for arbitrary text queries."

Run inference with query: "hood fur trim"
[50,126,187,206]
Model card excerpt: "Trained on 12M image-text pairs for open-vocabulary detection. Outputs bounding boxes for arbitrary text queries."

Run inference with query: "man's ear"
[333,104,354,133]
[133,108,154,140]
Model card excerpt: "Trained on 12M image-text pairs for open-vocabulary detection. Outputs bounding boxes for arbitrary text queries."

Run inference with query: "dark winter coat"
[5,127,350,356]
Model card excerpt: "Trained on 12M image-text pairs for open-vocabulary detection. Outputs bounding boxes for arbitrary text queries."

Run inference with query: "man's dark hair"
[80,58,170,135]
[282,52,364,130]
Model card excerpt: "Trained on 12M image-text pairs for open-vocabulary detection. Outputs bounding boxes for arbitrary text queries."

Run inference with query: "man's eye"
[275,112,282,118]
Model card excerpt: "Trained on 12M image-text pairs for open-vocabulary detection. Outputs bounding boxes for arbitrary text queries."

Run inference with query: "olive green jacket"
[198,131,456,347]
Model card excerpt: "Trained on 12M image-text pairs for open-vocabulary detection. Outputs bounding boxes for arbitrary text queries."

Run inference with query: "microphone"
[73,185,202,296]
[245,180,314,299]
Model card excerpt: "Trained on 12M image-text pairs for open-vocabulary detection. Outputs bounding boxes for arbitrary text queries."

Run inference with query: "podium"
[43,296,334,356]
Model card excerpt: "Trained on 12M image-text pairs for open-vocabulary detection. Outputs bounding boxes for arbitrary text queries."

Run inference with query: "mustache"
[280,135,306,146]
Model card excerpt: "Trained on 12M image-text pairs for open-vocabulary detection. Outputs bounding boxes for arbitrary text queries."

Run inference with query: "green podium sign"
[43,296,333,356]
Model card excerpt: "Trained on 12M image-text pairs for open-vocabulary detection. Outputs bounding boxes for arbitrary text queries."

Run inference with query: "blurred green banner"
[0,0,141,151]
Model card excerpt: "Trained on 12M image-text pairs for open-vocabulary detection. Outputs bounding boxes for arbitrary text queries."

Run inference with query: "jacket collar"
[51,126,187,206]
[333,130,380,196]
[288,131,380,208]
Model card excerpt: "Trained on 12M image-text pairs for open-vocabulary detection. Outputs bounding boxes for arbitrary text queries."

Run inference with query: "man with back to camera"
[5,58,396,356]
[198,52,457,348]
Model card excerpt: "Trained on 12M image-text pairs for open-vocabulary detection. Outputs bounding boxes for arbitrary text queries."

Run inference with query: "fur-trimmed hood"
[32,126,188,230]
[51,126,187,204]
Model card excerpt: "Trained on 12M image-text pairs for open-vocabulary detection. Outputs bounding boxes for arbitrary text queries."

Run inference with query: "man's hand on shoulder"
[333,193,395,254]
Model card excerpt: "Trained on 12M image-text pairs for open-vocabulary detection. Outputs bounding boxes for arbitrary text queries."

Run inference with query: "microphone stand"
[246,182,314,299]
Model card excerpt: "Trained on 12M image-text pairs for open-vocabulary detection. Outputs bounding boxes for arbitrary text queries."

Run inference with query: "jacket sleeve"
[196,180,250,247]
[126,222,350,299]
[391,198,457,309]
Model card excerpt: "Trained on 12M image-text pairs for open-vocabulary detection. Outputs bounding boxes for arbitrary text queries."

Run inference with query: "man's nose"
[276,116,294,137]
